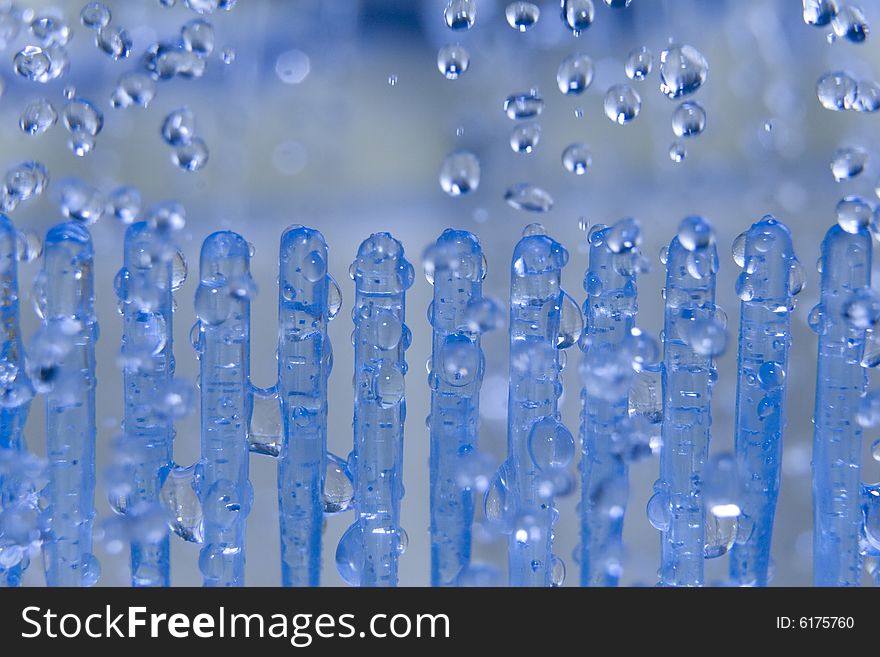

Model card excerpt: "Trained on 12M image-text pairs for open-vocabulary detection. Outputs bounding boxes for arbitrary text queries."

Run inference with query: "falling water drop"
[439,150,480,197]
[505,2,540,31]
[437,44,469,79]
[830,146,867,182]
[672,101,707,138]
[556,54,593,95]
[561,143,592,175]
[625,46,653,80]
[603,84,641,124]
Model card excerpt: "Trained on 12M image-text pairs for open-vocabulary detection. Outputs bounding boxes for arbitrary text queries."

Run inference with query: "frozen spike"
[277,225,334,586]
[579,218,642,586]
[426,229,490,586]
[196,231,252,586]
[812,223,872,586]
[343,232,412,586]
[658,216,719,586]
[729,216,798,587]
[40,221,99,586]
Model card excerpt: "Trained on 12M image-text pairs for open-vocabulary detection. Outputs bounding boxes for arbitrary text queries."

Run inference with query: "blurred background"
[5,0,880,585]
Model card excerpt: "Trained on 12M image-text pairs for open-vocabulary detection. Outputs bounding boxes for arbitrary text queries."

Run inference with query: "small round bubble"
[626,46,653,80]
[562,143,592,175]
[439,150,480,197]
[505,2,540,31]
[672,101,707,138]
[556,54,593,95]
[604,84,641,124]
[437,44,469,80]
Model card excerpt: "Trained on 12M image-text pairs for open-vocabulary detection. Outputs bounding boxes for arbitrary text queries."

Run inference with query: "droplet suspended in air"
[81,2,111,29]
[672,101,707,138]
[509,123,541,154]
[835,195,872,233]
[802,0,839,27]
[172,138,209,172]
[831,5,868,43]
[625,46,653,81]
[562,143,592,175]
[437,44,469,80]
[505,2,540,31]
[181,18,215,56]
[556,53,593,95]
[96,25,132,60]
[439,150,480,197]
[161,107,196,146]
[19,98,57,135]
[14,45,51,83]
[504,183,554,213]
[111,72,156,109]
[444,0,476,31]
[669,141,687,163]
[658,44,708,100]
[853,80,880,113]
[816,70,857,110]
[560,0,594,35]
[30,15,71,47]
[830,146,868,182]
[108,186,141,225]
[504,91,544,120]
[604,84,641,124]
[604,0,631,7]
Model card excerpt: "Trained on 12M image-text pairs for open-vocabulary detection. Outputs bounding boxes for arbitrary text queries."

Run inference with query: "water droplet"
[97,25,132,60]
[81,3,111,30]
[57,178,105,224]
[803,0,839,27]
[247,387,281,457]
[854,80,880,112]
[445,0,476,31]
[528,417,575,470]
[672,100,707,138]
[831,146,867,182]
[505,2,540,31]
[439,150,480,197]
[4,161,49,204]
[19,98,56,135]
[669,141,687,163]
[647,490,670,531]
[275,48,310,84]
[604,0,631,6]
[159,463,204,543]
[323,453,354,514]
[817,71,857,110]
[63,98,103,138]
[504,183,554,213]
[843,287,880,329]
[558,292,584,348]
[14,46,51,83]
[111,72,156,109]
[374,359,404,408]
[335,522,363,586]
[603,84,641,124]
[509,123,541,153]
[560,0,594,35]
[831,5,868,43]
[504,91,544,120]
[437,43,469,79]
[550,555,566,586]
[108,186,141,224]
[556,53,593,95]
[162,107,195,146]
[220,47,235,64]
[432,332,477,387]
[30,15,70,47]
[704,514,737,558]
[625,46,653,80]
[685,317,728,357]
[146,201,186,233]
[562,143,591,175]
[677,215,713,251]
[872,438,880,461]
[658,44,708,100]
[181,18,214,56]
[15,229,42,262]
[758,361,786,390]
[387,74,397,86]
[704,453,742,519]
[172,138,209,172]
[836,195,872,233]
